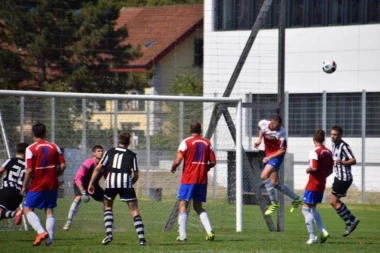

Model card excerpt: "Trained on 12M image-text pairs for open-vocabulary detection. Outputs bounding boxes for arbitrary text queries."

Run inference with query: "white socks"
[278,183,298,200]
[67,199,80,220]
[263,179,277,204]
[46,215,55,243]
[178,212,187,240]
[26,211,45,234]
[199,212,212,234]
[302,206,316,238]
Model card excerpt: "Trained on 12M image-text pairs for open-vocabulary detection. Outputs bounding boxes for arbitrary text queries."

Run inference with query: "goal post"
[0,90,247,232]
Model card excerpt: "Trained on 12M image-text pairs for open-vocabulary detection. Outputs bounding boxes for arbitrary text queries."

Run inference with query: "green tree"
[0,0,150,93]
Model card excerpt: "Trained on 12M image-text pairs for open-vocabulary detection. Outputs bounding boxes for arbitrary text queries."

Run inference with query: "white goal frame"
[0,90,244,232]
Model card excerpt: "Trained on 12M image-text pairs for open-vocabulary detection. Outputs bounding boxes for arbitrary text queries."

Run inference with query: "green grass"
[1,201,380,253]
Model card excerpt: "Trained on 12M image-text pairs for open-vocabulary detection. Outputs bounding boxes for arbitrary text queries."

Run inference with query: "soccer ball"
[322,60,337,74]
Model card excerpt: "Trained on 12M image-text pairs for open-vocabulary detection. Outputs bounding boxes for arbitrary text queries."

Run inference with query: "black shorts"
[104,188,137,202]
[331,177,353,198]
[73,183,104,202]
[0,187,23,211]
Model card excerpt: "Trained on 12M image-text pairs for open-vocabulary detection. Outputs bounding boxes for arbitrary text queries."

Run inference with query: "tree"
[0,0,150,93]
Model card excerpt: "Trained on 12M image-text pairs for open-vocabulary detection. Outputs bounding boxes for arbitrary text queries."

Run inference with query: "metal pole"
[146,100,151,196]
[247,93,253,150]
[82,99,87,156]
[113,100,118,147]
[322,91,327,131]
[213,93,218,199]
[51,98,55,143]
[20,97,24,142]
[277,0,286,232]
[236,99,243,232]
[361,90,366,203]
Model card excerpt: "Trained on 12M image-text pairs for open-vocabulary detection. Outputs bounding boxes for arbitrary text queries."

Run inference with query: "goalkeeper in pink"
[63,145,107,231]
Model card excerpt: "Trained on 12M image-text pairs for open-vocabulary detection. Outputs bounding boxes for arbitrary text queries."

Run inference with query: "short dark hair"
[190,121,201,134]
[92,145,103,152]
[272,114,283,125]
[32,123,46,138]
[118,132,131,147]
[16,142,29,154]
[331,125,343,135]
[313,129,325,143]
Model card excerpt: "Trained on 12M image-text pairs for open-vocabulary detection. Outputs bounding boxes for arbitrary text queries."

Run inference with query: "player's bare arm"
[306,166,317,174]
[0,166,4,176]
[57,163,66,176]
[132,171,139,184]
[254,129,263,148]
[170,153,183,173]
[207,161,216,171]
[337,157,356,166]
[21,168,33,196]
[88,163,102,194]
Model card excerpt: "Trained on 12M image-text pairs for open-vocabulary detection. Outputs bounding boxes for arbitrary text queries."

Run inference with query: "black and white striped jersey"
[0,158,26,191]
[100,147,138,189]
[332,140,355,181]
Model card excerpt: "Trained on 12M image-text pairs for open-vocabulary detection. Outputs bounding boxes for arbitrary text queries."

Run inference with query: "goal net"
[0,91,275,233]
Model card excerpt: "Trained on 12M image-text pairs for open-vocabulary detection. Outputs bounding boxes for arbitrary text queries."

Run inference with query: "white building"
[204,0,380,192]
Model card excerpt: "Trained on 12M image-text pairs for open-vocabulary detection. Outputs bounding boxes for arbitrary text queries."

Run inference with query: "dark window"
[309,0,324,26]
[288,94,322,137]
[326,93,362,137]
[290,0,305,27]
[194,38,203,67]
[236,0,252,29]
[347,0,363,24]
[366,92,380,136]
[367,0,380,23]
[215,0,234,30]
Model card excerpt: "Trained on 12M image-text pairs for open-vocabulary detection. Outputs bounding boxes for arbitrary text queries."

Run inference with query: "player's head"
[118,132,131,147]
[190,121,201,135]
[92,145,103,159]
[271,114,282,131]
[313,129,325,144]
[16,142,29,155]
[32,122,46,138]
[331,125,343,144]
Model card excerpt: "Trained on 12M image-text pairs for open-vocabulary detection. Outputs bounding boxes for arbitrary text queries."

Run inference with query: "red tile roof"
[113,5,203,72]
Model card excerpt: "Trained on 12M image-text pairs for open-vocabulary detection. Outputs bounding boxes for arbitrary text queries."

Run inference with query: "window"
[290,0,305,27]
[309,0,324,26]
[215,0,234,30]
[367,0,380,23]
[288,94,322,137]
[236,0,252,29]
[347,0,363,24]
[194,38,203,67]
[329,0,344,25]
[326,93,362,137]
[366,92,380,136]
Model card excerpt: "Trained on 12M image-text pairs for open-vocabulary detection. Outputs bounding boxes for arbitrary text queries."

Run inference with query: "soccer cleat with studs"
[264,203,280,216]
[15,209,23,225]
[63,220,72,231]
[139,240,147,246]
[306,236,319,245]
[343,218,360,237]
[290,196,303,213]
[33,231,48,246]
[102,235,113,245]
[176,236,187,242]
[319,231,330,243]
[206,230,215,241]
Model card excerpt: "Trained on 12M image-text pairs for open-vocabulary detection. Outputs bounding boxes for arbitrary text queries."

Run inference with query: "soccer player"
[0,143,28,224]
[254,114,302,215]
[88,132,147,246]
[21,123,66,246]
[302,129,333,244]
[329,125,360,237]
[63,145,107,231]
[171,121,216,242]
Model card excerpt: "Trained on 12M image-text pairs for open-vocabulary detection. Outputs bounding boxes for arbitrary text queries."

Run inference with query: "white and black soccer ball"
[322,60,337,74]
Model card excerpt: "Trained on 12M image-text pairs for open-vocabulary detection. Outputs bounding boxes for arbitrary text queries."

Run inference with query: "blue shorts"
[303,190,324,205]
[262,156,284,170]
[24,190,58,209]
[178,184,207,202]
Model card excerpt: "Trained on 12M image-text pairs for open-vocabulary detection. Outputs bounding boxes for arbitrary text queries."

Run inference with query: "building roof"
[113,5,203,72]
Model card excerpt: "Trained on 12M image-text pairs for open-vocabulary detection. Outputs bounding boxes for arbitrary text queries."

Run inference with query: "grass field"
[1,201,379,253]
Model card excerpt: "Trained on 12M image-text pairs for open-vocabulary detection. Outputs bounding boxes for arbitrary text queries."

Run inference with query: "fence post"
[361,90,366,204]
